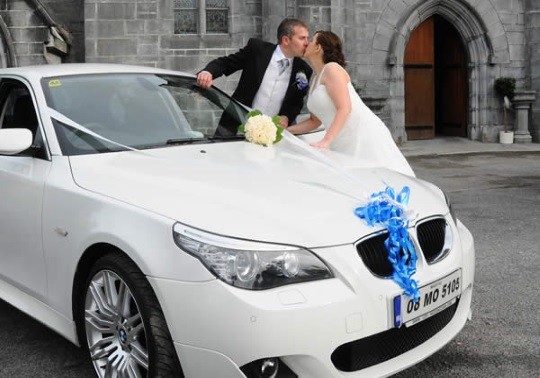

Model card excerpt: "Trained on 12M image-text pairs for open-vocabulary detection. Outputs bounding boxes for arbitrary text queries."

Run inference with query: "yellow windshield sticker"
[48,79,62,87]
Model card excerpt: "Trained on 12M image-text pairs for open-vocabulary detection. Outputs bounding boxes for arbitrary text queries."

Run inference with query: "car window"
[0,84,47,158]
[1,87,37,132]
[41,74,249,155]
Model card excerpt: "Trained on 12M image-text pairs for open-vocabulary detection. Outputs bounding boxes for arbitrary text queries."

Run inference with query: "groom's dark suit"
[201,38,312,123]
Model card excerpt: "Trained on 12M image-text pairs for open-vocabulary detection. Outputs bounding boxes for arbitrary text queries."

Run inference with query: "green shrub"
[494,77,516,99]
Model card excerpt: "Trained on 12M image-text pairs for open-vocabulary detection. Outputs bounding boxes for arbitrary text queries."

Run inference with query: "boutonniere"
[295,71,308,90]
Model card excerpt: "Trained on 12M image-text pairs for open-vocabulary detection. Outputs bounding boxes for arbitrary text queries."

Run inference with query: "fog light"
[260,358,278,378]
[240,357,298,378]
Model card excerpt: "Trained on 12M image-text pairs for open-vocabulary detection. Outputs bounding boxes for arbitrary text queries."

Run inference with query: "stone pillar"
[525,0,540,142]
[512,90,536,143]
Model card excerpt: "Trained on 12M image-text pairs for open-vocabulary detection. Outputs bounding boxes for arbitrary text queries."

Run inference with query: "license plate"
[393,269,461,327]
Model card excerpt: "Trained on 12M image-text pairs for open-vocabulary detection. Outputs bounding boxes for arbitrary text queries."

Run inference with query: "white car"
[0,64,474,378]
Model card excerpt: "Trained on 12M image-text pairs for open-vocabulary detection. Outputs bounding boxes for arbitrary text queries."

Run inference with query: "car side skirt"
[0,276,78,345]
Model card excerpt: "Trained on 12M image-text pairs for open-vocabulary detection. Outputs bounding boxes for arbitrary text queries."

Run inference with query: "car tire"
[76,252,184,377]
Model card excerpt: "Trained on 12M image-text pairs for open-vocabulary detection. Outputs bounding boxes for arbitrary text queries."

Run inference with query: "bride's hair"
[315,30,346,67]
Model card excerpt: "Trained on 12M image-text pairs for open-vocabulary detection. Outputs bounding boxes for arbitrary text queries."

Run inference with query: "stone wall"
[0,0,82,67]
[41,0,84,63]
[3,0,535,142]
[79,1,537,142]
[327,0,530,142]
[0,0,49,66]
[84,0,262,93]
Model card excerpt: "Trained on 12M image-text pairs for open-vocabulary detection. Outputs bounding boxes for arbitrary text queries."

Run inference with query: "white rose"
[244,114,278,147]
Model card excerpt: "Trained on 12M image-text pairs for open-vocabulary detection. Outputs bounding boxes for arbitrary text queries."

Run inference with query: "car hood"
[69,137,448,247]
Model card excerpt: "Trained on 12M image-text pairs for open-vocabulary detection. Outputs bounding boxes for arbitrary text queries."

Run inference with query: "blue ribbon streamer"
[354,186,420,302]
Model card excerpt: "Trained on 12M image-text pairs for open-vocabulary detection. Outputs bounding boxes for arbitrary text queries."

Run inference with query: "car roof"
[0,63,194,80]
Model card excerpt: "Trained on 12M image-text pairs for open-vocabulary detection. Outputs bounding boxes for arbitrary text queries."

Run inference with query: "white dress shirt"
[252,46,292,117]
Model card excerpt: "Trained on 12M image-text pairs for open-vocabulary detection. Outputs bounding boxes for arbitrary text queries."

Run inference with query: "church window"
[174,0,228,34]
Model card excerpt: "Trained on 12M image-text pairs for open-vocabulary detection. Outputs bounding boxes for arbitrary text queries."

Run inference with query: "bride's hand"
[310,139,330,149]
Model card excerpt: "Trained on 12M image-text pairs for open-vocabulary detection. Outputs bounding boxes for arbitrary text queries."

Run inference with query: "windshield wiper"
[165,134,244,146]
[166,137,208,145]
[206,134,245,141]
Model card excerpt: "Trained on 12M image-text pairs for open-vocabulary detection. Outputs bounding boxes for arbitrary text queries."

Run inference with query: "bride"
[286,30,415,177]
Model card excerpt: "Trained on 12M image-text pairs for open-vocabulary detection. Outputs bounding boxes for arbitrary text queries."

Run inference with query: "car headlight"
[444,191,458,225]
[173,223,333,290]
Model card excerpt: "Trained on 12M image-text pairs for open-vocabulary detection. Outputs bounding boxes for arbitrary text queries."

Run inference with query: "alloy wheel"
[84,269,149,378]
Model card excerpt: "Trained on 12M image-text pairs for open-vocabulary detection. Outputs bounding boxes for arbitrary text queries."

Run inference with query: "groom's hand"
[197,71,213,88]
[278,115,289,128]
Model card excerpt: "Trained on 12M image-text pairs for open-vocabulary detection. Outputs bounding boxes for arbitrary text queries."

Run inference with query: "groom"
[196,18,312,128]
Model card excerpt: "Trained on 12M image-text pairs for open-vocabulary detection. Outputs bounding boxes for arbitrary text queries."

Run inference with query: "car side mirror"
[0,128,33,155]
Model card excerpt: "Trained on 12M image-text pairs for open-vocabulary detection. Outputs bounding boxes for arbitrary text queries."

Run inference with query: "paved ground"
[400,136,540,157]
[393,150,540,378]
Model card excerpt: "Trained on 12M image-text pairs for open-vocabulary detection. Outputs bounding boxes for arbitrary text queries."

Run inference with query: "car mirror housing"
[0,128,33,155]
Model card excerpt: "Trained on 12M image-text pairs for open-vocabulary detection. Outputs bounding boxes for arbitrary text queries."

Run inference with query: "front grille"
[356,217,449,275]
[417,218,448,263]
[356,232,393,277]
[331,300,459,372]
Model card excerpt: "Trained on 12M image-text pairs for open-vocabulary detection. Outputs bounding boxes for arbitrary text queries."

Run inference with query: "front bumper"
[148,220,475,377]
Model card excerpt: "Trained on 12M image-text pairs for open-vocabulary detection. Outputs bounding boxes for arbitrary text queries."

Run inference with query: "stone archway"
[0,1,71,68]
[0,15,17,67]
[384,0,506,142]
[403,15,469,140]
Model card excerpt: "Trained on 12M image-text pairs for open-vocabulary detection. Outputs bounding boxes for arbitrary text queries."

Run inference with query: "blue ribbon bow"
[354,186,420,302]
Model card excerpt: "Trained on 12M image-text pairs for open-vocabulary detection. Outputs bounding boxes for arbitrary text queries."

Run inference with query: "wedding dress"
[307,63,415,176]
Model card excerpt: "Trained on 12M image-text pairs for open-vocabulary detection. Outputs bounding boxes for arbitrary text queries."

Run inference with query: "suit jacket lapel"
[285,58,303,97]
[288,58,299,88]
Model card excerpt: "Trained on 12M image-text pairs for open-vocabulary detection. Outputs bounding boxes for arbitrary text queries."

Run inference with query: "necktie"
[278,58,290,75]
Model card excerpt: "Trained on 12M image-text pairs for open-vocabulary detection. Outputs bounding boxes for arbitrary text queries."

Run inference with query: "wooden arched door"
[404,16,468,140]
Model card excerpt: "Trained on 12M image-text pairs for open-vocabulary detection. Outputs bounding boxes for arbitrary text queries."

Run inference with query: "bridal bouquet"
[238,110,284,147]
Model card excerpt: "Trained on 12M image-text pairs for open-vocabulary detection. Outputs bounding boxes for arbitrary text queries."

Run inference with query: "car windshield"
[41,73,249,155]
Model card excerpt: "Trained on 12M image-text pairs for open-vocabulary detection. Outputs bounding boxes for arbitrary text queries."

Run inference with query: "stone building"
[1,0,538,143]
